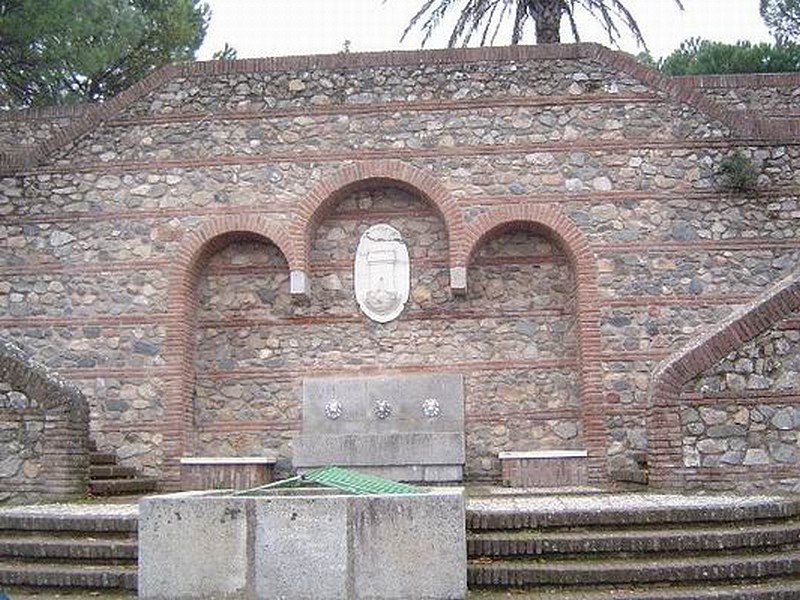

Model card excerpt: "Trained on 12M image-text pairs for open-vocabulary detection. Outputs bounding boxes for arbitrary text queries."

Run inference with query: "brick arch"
[159,216,298,490]
[460,204,595,275]
[461,204,608,485]
[172,215,302,278]
[648,270,800,489]
[290,160,467,291]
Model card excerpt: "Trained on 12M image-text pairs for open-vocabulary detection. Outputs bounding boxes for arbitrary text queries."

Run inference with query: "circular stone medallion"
[373,400,392,420]
[324,400,343,420]
[422,398,441,418]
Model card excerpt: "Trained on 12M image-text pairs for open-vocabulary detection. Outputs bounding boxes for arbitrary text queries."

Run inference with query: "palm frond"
[400,0,685,49]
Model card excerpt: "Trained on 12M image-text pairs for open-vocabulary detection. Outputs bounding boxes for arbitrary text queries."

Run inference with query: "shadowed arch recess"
[159,216,296,489]
[461,204,608,484]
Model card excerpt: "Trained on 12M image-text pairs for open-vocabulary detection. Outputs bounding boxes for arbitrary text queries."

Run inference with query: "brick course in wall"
[1,43,799,490]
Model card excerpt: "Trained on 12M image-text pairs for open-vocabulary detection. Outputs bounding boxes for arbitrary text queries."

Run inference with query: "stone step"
[0,511,138,534]
[467,550,800,587]
[89,465,138,480]
[0,560,137,590]
[0,533,137,561]
[467,577,800,600]
[90,478,158,496]
[466,496,800,531]
[89,452,118,466]
[468,520,800,557]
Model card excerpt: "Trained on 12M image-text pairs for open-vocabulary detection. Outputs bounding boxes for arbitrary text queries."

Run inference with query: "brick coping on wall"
[647,268,800,488]
[0,102,94,122]
[1,42,798,176]
[674,72,800,89]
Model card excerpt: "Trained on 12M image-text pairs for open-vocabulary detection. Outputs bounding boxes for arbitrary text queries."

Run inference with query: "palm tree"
[401,0,684,48]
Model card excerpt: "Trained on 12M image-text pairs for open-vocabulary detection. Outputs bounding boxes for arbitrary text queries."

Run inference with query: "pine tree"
[0,0,210,108]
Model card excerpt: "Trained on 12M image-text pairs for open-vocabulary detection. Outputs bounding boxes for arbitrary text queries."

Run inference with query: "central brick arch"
[460,204,608,484]
[289,160,467,292]
[160,215,298,489]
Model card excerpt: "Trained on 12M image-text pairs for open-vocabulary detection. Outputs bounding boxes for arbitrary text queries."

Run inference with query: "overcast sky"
[198,0,773,61]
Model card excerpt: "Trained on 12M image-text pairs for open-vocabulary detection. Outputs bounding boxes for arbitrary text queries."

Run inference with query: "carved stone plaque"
[354,224,410,323]
[294,373,465,482]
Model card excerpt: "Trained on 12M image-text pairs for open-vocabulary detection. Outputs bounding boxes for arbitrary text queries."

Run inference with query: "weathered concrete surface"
[138,487,466,600]
[138,492,249,599]
[254,495,350,599]
[294,433,465,466]
[351,492,467,599]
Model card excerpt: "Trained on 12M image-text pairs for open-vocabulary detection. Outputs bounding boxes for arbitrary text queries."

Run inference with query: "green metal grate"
[236,465,424,496]
[304,466,423,495]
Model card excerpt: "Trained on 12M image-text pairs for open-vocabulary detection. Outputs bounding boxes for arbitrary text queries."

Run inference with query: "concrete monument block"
[138,487,467,600]
[350,492,467,599]
[138,491,249,599]
[294,373,465,481]
[254,495,349,599]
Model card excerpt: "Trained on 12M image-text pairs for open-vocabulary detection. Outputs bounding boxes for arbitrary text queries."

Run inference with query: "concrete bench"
[179,456,277,491]
[499,450,588,488]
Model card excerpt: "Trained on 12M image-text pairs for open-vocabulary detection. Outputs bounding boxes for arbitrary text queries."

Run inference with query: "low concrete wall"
[0,340,89,503]
[139,487,466,600]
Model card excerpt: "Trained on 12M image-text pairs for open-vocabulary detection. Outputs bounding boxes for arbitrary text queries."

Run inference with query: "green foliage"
[760,0,800,44]
[635,51,658,69]
[0,0,210,108]
[211,43,238,61]
[654,38,800,75]
[717,151,759,195]
[397,0,683,48]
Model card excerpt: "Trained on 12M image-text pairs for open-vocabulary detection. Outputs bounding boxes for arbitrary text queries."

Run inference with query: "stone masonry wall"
[0,104,91,153]
[678,73,800,116]
[192,187,579,480]
[0,340,90,502]
[0,45,798,488]
[679,310,800,491]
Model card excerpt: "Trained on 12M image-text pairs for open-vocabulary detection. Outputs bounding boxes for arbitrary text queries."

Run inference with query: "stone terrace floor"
[1,488,797,599]
[2,486,793,519]
[0,487,794,532]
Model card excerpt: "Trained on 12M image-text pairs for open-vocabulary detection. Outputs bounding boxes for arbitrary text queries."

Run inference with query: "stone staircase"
[1,491,799,597]
[467,493,800,599]
[0,505,138,591]
[89,440,158,497]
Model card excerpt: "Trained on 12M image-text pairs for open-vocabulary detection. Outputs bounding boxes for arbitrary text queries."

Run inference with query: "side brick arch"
[460,204,608,485]
[160,215,297,489]
[648,269,800,489]
[289,160,468,292]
